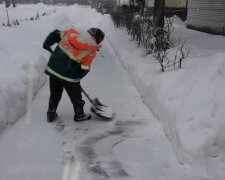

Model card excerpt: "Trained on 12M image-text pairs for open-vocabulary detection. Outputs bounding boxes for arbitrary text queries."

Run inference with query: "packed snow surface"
[0,3,225,180]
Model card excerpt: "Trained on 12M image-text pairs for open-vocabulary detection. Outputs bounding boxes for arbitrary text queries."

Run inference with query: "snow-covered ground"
[0,3,225,180]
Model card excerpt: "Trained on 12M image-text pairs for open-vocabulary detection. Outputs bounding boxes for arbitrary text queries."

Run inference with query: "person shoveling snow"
[43,27,113,122]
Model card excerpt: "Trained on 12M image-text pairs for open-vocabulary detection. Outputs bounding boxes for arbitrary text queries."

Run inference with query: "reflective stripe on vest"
[46,66,80,83]
[81,65,89,70]
[58,33,90,62]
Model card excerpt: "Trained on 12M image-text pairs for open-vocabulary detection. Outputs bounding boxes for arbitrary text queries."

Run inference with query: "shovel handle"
[81,88,93,104]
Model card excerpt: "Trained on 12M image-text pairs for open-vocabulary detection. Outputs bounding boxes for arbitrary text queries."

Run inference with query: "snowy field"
[0,3,225,180]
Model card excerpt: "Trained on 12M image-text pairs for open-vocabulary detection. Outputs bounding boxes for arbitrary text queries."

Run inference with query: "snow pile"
[98,16,225,179]
[0,4,69,132]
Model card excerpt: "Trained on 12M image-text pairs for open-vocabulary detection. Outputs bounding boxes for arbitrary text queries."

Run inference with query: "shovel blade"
[91,98,114,119]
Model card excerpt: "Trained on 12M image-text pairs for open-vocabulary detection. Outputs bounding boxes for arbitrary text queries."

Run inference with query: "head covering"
[87,28,105,44]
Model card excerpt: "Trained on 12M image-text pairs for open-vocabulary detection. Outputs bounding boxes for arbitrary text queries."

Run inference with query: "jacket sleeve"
[43,29,61,53]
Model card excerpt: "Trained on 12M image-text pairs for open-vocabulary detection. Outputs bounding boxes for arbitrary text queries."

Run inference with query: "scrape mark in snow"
[78,120,145,180]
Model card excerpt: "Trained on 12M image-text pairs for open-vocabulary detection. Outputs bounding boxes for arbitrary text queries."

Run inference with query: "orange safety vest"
[58,28,100,70]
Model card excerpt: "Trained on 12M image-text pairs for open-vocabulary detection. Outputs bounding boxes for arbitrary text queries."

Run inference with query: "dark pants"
[48,76,85,115]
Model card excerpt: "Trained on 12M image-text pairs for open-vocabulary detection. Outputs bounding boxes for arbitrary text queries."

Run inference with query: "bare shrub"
[152,18,190,71]
[91,1,190,72]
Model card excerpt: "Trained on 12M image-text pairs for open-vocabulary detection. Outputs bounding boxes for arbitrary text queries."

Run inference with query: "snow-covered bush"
[91,0,190,72]
[111,5,134,29]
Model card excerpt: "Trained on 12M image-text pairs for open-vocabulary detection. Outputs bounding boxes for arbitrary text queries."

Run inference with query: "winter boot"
[47,111,58,122]
[47,97,60,123]
[47,106,58,123]
[74,100,91,122]
[47,110,58,122]
[74,113,91,122]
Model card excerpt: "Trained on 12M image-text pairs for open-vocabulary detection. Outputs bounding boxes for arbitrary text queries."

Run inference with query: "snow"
[0,4,54,131]
[0,3,225,180]
[0,84,63,180]
[104,17,225,179]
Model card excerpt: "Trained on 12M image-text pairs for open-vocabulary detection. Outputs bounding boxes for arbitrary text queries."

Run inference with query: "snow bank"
[0,4,69,132]
[98,16,225,178]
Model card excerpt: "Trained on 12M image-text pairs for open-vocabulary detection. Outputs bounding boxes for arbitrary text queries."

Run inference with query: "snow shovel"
[81,88,114,119]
